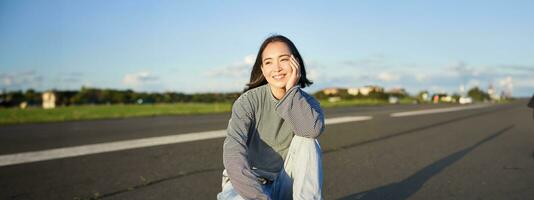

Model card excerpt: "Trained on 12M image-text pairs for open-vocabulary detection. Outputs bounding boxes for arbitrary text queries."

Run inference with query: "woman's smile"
[272,73,286,80]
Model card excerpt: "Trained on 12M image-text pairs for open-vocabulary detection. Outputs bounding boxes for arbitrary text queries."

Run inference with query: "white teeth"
[273,75,285,79]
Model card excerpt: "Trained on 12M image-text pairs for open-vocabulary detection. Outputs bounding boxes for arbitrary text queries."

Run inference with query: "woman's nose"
[275,62,283,71]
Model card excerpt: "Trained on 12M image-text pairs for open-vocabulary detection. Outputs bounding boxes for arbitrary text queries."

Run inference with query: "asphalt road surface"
[1,100,533,200]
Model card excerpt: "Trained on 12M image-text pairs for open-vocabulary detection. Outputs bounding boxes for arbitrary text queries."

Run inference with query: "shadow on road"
[324,104,514,154]
[338,125,514,200]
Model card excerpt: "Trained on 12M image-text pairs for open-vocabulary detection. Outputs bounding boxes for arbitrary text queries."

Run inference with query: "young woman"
[217,35,325,200]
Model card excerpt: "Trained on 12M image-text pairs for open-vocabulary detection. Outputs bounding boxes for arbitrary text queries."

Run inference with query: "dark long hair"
[243,35,313,92]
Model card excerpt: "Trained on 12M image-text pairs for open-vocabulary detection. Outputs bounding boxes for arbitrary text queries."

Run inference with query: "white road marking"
[0,103,495,167]
[0,115,372,167]
[0,130,226,167]
[390,104,490,117]
[325,116,373,125]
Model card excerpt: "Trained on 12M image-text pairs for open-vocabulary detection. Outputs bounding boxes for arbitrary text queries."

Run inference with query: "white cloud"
[430,85,447,94]
[303,60,324,81]
[303,58,533,96]
[515,78,534,87]
[122,71,159,86]
[444,61,497,80]
[498,76,513,87]
[244,54,256,65]
[341,54,386,68]
[0,70,43,90]
[414,73,428,82]
[2,75,12,85]
[197,54,258,92]
[448,61,472,76]
[466,79,481,88]
[377,72,400,82]
[307,68,320,81]
[207,54,255,78]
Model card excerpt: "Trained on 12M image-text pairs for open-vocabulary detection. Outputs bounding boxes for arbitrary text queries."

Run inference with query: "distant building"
[418,91,430,102]
[347,88,359,96]
[328,96,341,102]
[19,101,28,109]
[319,86,384,97]
[358,85,384,96]
[487,84,501,100]
[440,95,453,102]
[322,88,342,96]
[388,96,399,104]
[499,77,513,98]
[42,91,56,109]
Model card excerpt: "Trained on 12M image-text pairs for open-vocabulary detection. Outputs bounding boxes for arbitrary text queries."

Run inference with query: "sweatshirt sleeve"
[275,86,325,138]
[222,96,270,200]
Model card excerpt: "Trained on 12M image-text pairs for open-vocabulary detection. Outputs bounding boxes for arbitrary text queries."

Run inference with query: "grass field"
[0,103,232,125]
[0,98,415,125]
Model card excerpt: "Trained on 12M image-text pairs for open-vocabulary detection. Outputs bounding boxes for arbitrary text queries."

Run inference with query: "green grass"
[0,103,232,125]
[319,98,389,108]
[0,97,417,125]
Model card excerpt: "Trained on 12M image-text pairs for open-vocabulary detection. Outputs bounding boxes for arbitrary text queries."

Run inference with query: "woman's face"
[261,42,293,89]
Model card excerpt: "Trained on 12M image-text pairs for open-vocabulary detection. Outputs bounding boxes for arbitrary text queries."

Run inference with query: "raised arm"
[275,86,325,138]
[222,97,270,200]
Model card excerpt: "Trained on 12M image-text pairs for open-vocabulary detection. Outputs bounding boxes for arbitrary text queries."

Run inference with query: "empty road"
[1,100,532,199]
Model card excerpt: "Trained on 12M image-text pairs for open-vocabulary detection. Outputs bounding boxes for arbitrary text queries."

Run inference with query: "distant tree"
[71,87,100,104]
[162,92,174,103]
[24,89,41,106]
[313,91,328,100]
[0,90,25,107]
[467,87,490,102]
[0,87,258,107]
[55,90,78,106]
[337,89,354,100]
[191,93,216,103]
[367,90,388,100]
[387,88,408,98]
[451,93,461,102]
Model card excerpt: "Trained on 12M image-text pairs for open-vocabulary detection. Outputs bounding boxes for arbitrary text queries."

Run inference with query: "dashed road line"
[0,104,492,167]
[0,115,372,167]
[390,104,490,117]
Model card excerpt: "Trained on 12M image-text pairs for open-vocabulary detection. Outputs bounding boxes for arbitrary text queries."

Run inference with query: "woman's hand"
[285,54,301,91]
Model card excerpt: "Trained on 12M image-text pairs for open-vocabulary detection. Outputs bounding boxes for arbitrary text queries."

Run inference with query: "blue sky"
[1,0,533,96]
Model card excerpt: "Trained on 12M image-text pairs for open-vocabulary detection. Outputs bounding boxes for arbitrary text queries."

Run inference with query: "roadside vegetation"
[0,86,508,125]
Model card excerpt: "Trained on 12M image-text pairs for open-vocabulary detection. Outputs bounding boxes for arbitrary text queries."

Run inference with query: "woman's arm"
[275,86,325,138]
[223,96,270,200]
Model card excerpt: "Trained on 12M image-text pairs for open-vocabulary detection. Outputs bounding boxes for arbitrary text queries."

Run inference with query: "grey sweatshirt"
[222,84,325,200]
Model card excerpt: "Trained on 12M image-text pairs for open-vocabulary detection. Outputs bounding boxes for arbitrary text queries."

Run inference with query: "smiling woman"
[218,35,324,200]
[244,35,313,95]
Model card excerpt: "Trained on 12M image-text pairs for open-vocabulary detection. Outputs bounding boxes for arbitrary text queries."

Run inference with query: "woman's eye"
[265,62,271,65]
[281,59,288,62]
